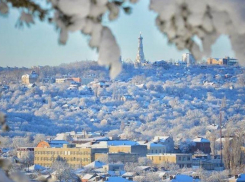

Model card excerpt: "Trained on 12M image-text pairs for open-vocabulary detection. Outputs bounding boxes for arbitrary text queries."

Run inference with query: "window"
[178,157,181,161]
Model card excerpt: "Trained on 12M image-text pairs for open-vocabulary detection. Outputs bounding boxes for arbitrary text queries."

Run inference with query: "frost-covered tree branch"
[150,0,245,66]
[0,0,137,79]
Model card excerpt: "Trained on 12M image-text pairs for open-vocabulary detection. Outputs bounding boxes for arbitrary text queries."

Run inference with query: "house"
[135,166,157,172]
[152,60,169,68]
[192,154,223,170]
[103,163,124,172]
[215,136,234,151]
[121,95,134,102]
[17,147,34,160]
[226,174,245,182]
[68,83,79,90]
[152,136,175,153]
[138,141,167,154]
[89,81,110,88]
[84,161,105,169]
[55,77,81,84]
[164,174,200,182]
[159,172,168,180]
[101,176,135,182]
[1,85,9,91]
[207,57,238,66]
[191,137,211,154]
[22,71,38,84]
[82,174,97,182]
[207,124,220,131]
[24,164,46,172]
[122,172,137,181]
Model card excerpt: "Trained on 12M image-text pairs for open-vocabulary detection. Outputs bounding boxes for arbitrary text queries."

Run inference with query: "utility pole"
[220,96,226,168]
[219,110,222,168]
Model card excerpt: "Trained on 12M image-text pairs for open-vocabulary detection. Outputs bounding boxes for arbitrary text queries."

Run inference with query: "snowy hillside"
[0,62,245,143]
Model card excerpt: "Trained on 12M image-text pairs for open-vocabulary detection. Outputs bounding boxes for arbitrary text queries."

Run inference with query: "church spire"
[135,32,146,66]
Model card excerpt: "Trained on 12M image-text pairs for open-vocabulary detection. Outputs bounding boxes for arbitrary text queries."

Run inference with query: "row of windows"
[149,156,191,161]
[151,149,165,153]
[35,151,90,155]
[179,164,192,168]
[178,156,191,161]
[36,163,82,169]
[35,157,91,162]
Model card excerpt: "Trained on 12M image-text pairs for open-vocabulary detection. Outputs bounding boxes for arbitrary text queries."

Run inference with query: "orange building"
[36,141,50,148]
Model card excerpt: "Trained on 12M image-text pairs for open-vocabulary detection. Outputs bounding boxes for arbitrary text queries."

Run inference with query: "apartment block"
[34,144,93,168]
[147,153,192,168]
[109,145,147,157]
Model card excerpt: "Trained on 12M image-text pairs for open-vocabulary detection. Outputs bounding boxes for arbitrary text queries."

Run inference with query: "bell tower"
[135,32,146,66]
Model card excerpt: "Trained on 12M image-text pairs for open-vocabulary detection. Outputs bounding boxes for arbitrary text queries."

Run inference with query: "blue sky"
[0,0,235,67]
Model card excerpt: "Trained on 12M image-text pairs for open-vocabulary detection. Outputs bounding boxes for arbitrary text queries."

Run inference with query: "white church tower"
[135,32,146,67]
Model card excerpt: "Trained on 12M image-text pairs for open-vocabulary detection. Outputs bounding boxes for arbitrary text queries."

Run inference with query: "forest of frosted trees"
[0,61,245,149]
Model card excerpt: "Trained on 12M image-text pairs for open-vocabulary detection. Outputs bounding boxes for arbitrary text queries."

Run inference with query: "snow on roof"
[107,140,139,146]
[238,174,245,181]
[107,170,126,176]
[104,177,135,182]
[74,168,85,175]
[82,174,95,180]
[149,142,165,147]
[207,124,219,130]
[135,84,145,89]
[170,174,200,182]
[84,161,105,169]
[136,166,151,171]
[153,136,170,142]
[30,71,38,78]
[54,133,67,140]
[49,140,69,148]
[216,137,233,142]
[193,137,210,143]
[122,172,136,177]
[159,172,167,178]
[26,164,46,171]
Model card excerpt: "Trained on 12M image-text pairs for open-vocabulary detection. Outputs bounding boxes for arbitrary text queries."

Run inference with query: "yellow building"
[21,71,38,84]
[109,145,147,157]
[147,153,192,168]
[207,58,224,65]
[34,143,94,168]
